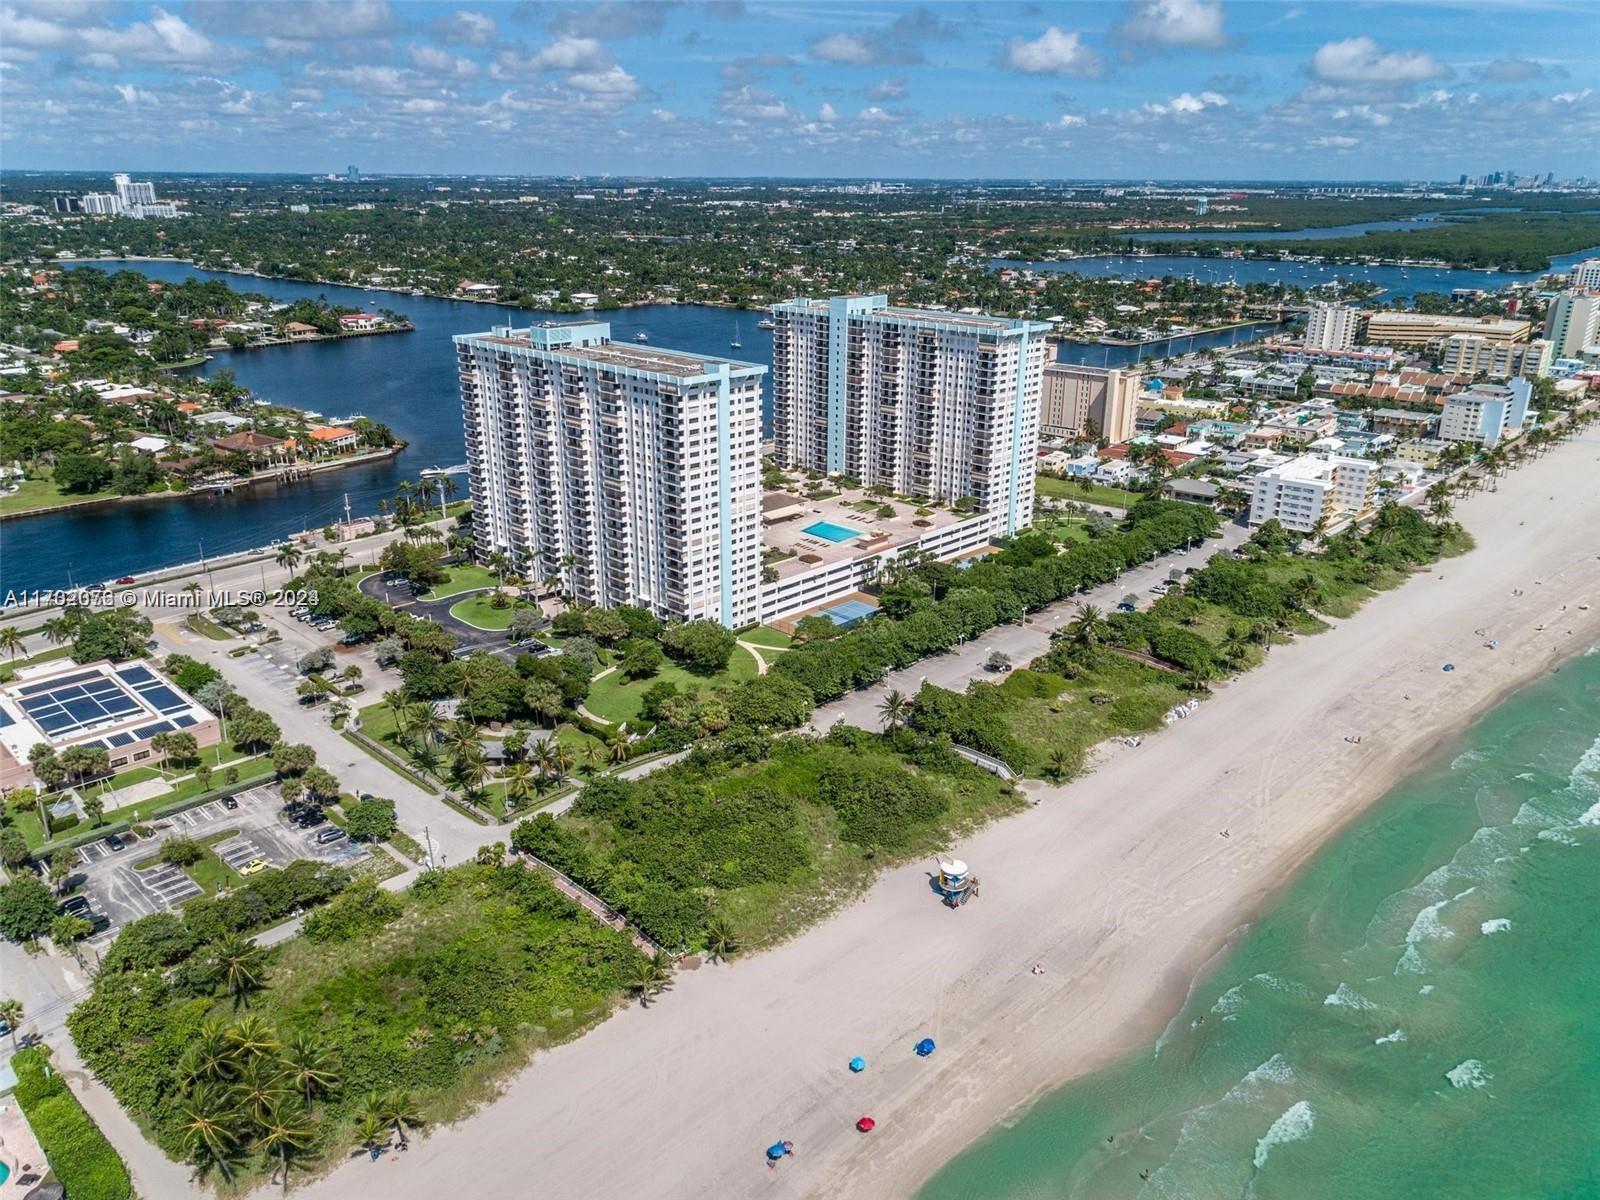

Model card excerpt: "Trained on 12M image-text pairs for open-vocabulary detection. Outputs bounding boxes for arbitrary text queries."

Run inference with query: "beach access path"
[293,427,1600,1200]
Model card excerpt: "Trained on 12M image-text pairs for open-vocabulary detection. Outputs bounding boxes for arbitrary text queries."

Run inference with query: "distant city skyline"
[2,0,1598,180]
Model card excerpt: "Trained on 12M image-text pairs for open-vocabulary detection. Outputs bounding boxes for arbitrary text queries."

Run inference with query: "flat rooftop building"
[0,658,219,789]
[1363,312,1531,349]
[456,322,765,627]
[769,295,1051,538]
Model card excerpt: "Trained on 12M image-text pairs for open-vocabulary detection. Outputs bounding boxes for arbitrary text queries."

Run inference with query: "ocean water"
[921,648,1600,1199]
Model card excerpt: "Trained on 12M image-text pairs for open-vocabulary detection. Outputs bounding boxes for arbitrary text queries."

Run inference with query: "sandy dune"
[301,427,1600,1200]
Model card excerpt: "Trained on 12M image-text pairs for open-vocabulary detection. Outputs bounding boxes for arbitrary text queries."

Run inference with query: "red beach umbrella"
[856,1116,876,1133]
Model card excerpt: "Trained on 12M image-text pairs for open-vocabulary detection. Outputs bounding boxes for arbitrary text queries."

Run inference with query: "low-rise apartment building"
[1248,453,1378,534]
[1363,312,1531,349]
[1440,334,1551,380]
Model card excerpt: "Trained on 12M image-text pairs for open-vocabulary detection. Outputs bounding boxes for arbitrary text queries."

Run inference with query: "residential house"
[305,425,360,454]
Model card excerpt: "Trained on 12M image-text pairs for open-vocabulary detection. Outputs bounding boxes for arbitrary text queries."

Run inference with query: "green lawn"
[185,613,235,641]
[0,468,117,516]
[738,626,794,650]
[583,646,759,723]
[423,564,501,600]
[1036,516,1093,545]
[449,592,535,630]
[1035,474,1143,510]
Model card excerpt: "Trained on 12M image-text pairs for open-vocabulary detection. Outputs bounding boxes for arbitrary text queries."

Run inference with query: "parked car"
[104,833,126,852]
[314,827,346,845]
[221,796,239,811]
[239,858,269,876]
[1116,600,1138,612]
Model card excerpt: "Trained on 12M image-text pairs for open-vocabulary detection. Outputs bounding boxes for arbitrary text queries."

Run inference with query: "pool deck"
[762,486,969,582]
[0,1088,46,1200]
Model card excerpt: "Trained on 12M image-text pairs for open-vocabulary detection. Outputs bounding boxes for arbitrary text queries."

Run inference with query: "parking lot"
[73,783,371,943]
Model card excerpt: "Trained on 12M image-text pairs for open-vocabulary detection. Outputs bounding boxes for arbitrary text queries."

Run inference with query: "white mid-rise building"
[1248,453,1378,534]
[1569,259,1600,290]
[1304,302,1361,352]
[769,294,1051,537]
[456,322,765,627]
[1542,290,1600,359]
[1439,379,1532,448]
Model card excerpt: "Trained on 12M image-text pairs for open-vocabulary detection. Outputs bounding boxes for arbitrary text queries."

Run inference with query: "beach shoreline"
[293,424,1600,1200]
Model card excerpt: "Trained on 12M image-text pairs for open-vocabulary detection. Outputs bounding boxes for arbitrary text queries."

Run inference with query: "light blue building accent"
[1007,324,1030,534]
[714,364,734,627]
[826,295,886,473]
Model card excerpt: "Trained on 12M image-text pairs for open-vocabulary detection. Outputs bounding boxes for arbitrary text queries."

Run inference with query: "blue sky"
[3,0,1598,179]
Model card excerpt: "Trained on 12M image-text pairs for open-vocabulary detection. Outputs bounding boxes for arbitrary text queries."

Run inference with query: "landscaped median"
[10,1046,134,1200]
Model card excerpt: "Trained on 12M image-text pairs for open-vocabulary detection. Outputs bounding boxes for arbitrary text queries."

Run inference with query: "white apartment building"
[1304,302,1361,352]
[1440,334,1551,380]
[456,322,765,627]
[1040,362,1140,442]
[769,294,1051,537]
[1542,290,1600,358]
[113,173,158,207]
[1438,379,1532,448]
[1248,453,1378,534]
[1569,259,1600,290]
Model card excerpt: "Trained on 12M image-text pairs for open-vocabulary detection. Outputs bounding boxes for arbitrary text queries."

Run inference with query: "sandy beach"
[299,425,1600,1200]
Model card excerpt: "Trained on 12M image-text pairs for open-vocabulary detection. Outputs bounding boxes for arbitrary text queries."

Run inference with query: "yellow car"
[239,858,269,876]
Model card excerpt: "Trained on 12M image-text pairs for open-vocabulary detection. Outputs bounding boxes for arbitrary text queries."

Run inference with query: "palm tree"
[607,730,629,765]
[704,917,739,964]
[366,1088,422,1148]
[178,1022,238,1090]
[0,998,23,1049]
[630,951,674,1007]
[1065,603,1108,652]
[281,1030,340,1111]
[0,627,24,661]
[454,749,488,797]
[254,1099,314,1194]
[549,744,573,783]
[877,688,909,733]
[529,740,556,783]
[225,1013,280,1061]
[444,717,478,764]
[217,936,267,1008]
[1046,747,1073,782]
[504,762,534,811]
[583,742,605,776]
[273,543,302,573]
[356,1111,390,1160]
[1220,626,1251,667]
[177,1082,244,1190]
[42,616,75,647]
[231,1055,290,1125]
[184,580,204,603]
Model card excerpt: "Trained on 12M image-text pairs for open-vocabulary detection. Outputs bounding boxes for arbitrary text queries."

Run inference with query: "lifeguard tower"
[934,858,979,908]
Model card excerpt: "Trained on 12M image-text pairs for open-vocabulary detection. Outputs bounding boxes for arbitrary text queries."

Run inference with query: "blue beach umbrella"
[767,1141,788,1160]
[849,1056,867,1073]
[914,1037,937,1057]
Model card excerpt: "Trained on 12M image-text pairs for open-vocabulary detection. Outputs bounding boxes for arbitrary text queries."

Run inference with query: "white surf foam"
[1375,1028,1406,1045]
[1446,1059,1491,1089]
[1323,982,1376,1010]
[1253,1101,1315,1170]
[1480,918,1512,934]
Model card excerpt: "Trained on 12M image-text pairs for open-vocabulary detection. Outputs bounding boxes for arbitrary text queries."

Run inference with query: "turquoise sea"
[922,648,1600,1199]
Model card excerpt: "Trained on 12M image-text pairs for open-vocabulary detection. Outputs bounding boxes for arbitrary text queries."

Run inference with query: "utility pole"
[423,824,436,870]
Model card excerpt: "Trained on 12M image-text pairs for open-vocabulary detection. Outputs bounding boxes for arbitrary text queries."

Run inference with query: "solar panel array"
[5,664,202,749]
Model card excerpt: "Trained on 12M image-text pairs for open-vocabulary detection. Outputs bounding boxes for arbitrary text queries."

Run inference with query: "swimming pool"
[802,520,863,543]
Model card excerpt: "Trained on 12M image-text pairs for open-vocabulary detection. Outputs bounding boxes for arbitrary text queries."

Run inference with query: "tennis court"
[822,598,877,627]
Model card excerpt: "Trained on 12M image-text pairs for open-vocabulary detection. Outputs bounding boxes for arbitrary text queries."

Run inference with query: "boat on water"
[635,331,650,342]
[730,319,742,350]
[758,317,776,330]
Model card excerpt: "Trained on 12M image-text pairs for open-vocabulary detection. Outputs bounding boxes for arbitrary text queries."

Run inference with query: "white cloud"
[1310,37,1450,86]
[810,33,875,66]
[865,76,907,101]
[1314,134,1359,148]
[430,10,496,47]
[114,83,157,106]
[409,45,476,80]
[186,0,396,40]
[1056,113,1086,127]
[1003,27,1105,77]
[1170,90,1227,113]
[531,35,611,72]
[651,107,677,123]
[1115,0,1228,50]
[818,102,839,123]
[857,105,895,123]
[1552,88,1592,104]
[566,65,641,102]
